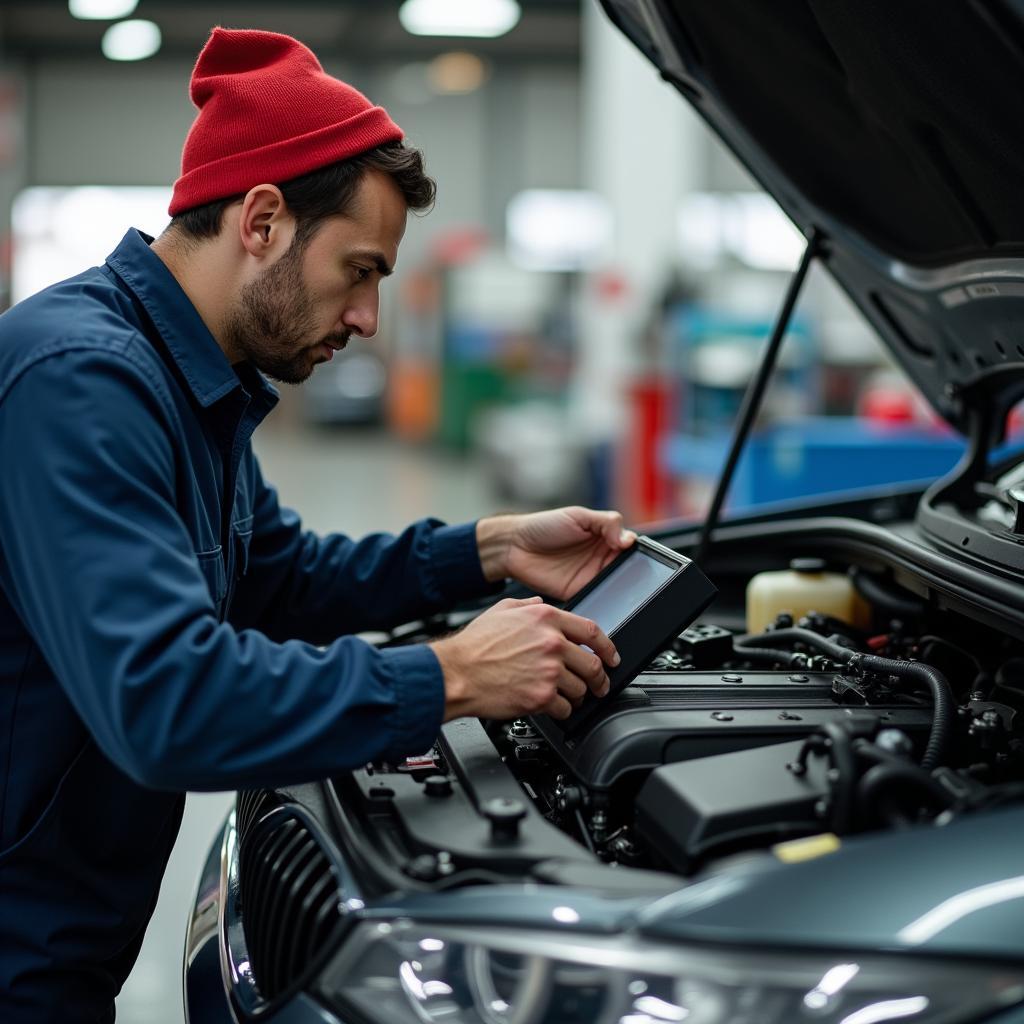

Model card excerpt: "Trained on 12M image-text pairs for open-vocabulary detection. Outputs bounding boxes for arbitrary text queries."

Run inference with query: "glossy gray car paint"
[306,807,1024,962]
[186,802,1024,1021]
[636,805,1024,958]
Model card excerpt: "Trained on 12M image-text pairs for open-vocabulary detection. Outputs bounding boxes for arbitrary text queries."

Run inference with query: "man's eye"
[354,267,372,282]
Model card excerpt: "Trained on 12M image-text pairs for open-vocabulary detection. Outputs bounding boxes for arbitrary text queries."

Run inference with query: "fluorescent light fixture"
[399,0,521,38]
[101,19,161,61]
[69,0,138,19]
[677,191,803,271]
[507,189,613,272]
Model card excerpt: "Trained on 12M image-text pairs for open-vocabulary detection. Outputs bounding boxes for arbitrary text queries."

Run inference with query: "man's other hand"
[431,596,620,722]
[476,506,637,601]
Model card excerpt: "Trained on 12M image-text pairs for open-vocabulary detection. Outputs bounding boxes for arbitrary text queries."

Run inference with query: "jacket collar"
[105,228,278,411]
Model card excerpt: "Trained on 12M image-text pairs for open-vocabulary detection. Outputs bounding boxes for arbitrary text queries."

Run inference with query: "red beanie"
[169,28,403,216]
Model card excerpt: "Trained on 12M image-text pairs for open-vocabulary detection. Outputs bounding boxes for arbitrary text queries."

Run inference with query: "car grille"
[236,793,345,1002]
[236,788,279,840]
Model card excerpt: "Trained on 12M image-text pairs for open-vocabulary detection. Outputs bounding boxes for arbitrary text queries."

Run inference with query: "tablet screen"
[570,551,676,636]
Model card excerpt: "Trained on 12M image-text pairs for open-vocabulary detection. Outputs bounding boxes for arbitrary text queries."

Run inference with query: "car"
[183,2,1024,1022]
[302,340,388,426]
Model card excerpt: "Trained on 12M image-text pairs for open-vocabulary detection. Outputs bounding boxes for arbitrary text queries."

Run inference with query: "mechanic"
[0,28,635,1023]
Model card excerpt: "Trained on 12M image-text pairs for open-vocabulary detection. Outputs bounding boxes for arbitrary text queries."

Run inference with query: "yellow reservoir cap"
[772,832,842,864]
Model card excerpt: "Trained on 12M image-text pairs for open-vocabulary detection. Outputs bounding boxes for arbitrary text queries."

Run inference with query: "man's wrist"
[475,514,519,583]
[430,634,474,722]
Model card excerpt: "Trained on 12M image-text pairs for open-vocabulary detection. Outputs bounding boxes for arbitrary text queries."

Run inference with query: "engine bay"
[328,522,1024,893]
[505,609,1021,876]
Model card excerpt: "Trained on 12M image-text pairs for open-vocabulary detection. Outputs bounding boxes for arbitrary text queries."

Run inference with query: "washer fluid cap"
[790,557,827,573]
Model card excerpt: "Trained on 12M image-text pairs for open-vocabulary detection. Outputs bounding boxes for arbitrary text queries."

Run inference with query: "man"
[0,27,634,1022]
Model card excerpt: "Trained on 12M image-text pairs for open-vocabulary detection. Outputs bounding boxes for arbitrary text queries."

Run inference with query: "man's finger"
[557,667,588,704]
[556,609,619,667]
[562,640,610,696]
[588,509,635,550]
[597,510,623,544]
[543,694,574,720]
[606,520,637,550]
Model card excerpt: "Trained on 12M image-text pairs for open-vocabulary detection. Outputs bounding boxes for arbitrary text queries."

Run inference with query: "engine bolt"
[423,774,453,798]
[508,719,537,740]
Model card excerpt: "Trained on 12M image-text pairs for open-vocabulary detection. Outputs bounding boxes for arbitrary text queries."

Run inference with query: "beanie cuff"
[168,105,403,216]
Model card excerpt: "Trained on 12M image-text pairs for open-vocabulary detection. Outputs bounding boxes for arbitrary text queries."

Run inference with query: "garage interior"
[2,3,1019,1022]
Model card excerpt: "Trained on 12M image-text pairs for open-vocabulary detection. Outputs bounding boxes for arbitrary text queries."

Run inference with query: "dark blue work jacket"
[0,229,492,1021]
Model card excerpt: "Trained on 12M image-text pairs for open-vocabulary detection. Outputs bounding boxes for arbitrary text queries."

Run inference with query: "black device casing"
[553,537,717,736]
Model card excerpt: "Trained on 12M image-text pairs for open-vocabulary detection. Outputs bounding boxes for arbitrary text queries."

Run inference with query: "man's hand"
[477,506,637,601]
[431,596,620,722]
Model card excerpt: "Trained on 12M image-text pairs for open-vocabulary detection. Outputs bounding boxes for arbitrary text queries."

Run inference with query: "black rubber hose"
[857,762,955,827]
[850,569,926,621]
[820,722,856,833]
[731,644,800,667]
[858,655,955,771]
[737,627,854,662]
[739,628,956,769]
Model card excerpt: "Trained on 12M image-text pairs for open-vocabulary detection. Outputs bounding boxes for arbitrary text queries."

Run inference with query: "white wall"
[28,59,193,191]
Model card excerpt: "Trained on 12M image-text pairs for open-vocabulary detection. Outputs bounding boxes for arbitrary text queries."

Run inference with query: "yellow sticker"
[772,833,841,864]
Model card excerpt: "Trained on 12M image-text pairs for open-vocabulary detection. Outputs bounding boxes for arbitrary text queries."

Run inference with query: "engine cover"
[531,671,934,790]
[635,739,832,873]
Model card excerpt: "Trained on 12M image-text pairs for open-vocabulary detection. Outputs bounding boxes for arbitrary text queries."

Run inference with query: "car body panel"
[636,806,1024,959]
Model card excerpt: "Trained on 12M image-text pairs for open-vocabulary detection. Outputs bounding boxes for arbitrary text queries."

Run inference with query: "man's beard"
[223,238,349,385]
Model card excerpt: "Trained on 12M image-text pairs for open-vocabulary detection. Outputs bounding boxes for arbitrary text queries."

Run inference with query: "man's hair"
[168,139,435,245]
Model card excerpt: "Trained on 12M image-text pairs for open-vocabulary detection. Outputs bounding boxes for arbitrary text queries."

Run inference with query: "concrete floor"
[117,416,526,1023]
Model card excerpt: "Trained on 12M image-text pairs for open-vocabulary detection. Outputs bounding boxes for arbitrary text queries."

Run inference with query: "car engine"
[504,605,1022,876]
[325,535,1024,892]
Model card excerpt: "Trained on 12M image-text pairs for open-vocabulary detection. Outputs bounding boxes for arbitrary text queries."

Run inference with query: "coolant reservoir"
[746,558,870,633]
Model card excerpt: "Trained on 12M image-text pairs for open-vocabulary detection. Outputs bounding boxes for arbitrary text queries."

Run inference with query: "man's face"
[224,169,407,384]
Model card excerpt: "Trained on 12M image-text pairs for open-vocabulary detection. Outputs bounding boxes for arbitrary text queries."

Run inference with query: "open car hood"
[598,0,1024,440]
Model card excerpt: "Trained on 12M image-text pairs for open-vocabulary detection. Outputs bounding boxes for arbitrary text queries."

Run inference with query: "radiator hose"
[736,627,955,769]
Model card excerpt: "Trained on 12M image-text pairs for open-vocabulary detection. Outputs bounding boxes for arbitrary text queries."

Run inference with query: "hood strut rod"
[694,227,825,566]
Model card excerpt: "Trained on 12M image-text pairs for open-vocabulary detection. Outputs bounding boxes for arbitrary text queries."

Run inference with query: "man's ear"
[237,184,292,257]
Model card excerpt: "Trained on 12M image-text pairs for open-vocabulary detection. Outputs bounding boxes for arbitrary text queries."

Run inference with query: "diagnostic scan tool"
[555,536,716,734]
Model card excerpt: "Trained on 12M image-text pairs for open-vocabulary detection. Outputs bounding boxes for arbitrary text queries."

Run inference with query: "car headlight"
[319,919,1024,1024]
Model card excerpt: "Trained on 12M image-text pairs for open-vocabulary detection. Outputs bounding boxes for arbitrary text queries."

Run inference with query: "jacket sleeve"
[0,348,446,792]
[227,455,498,643]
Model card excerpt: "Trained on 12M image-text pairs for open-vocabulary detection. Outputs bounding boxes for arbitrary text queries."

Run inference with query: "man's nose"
[341,294,379,339]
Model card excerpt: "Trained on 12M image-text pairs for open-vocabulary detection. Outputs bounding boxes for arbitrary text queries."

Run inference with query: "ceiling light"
[427,52,488,94]
[507,190,613,272]
[399,0,521,38]
[69,0,138,19]
[101,19,162,61]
